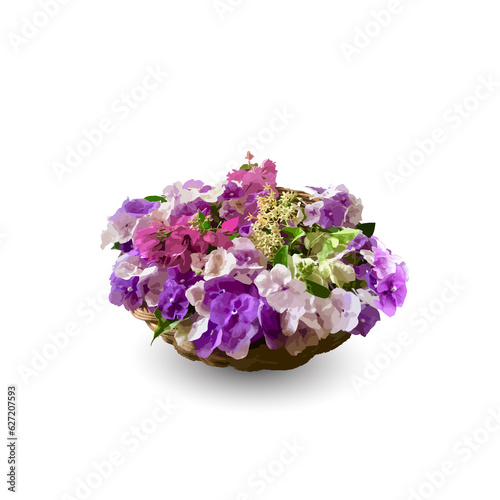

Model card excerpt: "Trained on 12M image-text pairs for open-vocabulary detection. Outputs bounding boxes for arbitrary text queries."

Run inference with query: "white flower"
[100,212,138,249]
[199,180,225,203]
[188,315,210,341]
[255,265,311,335]
[186,281,210,317]
[203,248,237,280]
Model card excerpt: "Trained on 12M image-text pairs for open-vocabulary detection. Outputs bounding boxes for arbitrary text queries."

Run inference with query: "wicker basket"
[131,305,351,371]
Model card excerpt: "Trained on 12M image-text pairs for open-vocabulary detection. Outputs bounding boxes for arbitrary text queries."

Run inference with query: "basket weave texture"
[131,186,351,371]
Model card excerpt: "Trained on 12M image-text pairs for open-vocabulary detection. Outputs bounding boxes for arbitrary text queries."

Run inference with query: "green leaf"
[273,245,289,267]
[282,226,306,246]
[304,231,329,253]
[111,242,121,250]
[151,309,181,345]
[332,228,361,245]
[317,236,340,261]
[356,223,376,238]
[323,227,341,234]
[210,204,221,225]
[144,196,167,203]
[240,164,252,171]
[305,280,331,299]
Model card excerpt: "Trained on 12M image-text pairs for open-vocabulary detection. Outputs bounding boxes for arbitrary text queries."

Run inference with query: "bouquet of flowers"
[102,154,408,371]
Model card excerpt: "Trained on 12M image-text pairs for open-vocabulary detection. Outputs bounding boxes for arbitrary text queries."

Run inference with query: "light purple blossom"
[109,275,143,311]
[303,201,323,227]
[373,265,407,317]
[227,238,267,284]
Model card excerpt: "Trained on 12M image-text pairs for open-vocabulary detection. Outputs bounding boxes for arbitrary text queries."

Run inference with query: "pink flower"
[135,221,209,272]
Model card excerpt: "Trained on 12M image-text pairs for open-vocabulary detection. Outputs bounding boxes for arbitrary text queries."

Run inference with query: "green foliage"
[273,245,289,267]
[305,280,331,299]
[282,226,306,246]
[144,196,167,203]
[151,309,181,345]
[356,222,376,238]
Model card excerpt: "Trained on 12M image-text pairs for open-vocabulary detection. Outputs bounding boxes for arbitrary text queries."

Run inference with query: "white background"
[1,1,499,499]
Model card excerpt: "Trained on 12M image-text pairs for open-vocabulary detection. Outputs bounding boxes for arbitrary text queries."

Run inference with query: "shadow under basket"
[131,306,351,372]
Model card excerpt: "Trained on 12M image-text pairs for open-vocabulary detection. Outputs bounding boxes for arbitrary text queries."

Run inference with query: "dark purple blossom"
[170,197,211,220]
[119,240,134,253]
[318,198,347,228]
[258,298,285,350]
[220,181,246,201]
[158,281,190,320]
[350,304,380,336]
[167,268,200,288]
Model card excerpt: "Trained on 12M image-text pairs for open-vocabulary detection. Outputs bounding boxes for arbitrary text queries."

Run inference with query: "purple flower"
[303,201,323,227]
[167,268,200,288]
[227,238,267,285]
[332,191,352,208]
[258,298,285,350]
[349,304,380,336]
[193,320,222,358]
[191,275,262,359]
[109,275,143,311]
[373,265,407,317]
[122,198,160,217]
[119,240,134,253]
[220,181,245,201]
[170,197,211,220]
[158,281,190,320]
[347,234,376,252]
[182,179,205,190]
[318,198,347,228]
[203,275,248,307]
[157,269,200,320]
[306,186,328,195]
[210,292,260,353]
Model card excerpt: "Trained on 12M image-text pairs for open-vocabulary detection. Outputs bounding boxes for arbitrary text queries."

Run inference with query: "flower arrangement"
[102,154,409,371]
